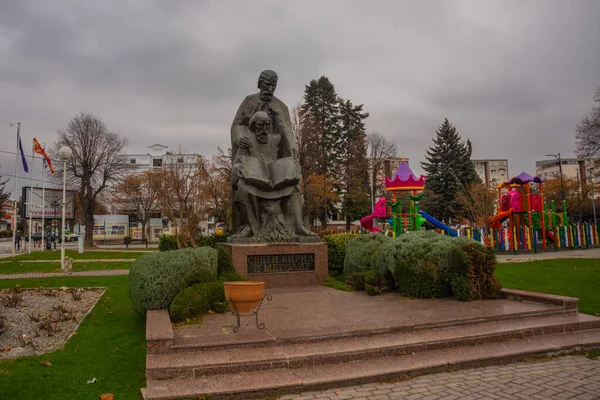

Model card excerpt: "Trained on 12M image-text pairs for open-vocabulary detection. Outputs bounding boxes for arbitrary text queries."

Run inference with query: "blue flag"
[18,133,29,173]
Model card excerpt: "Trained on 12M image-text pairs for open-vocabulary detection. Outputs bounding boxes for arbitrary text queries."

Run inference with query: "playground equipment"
[360,158,457,237]
[488,171,599,251]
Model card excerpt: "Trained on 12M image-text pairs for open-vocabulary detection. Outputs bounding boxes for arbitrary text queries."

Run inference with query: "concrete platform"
[143,286,600,400]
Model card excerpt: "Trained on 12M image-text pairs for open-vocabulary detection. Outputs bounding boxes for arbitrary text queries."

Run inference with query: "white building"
[535,158,600,186]
[472,159,509,187]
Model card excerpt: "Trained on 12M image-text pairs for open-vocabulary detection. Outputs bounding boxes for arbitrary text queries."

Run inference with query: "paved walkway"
[0,258,135,264]
[496,248,600,263]
[280,355,600,400]
[0,269,129,280]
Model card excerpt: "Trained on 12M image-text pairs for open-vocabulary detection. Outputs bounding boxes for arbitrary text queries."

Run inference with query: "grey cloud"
[1,0,600,195]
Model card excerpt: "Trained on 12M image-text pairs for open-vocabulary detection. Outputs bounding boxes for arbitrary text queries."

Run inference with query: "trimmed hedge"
[198,233,230,248]
[322,232,356,273]
[374,231,502,301]
[169,272,247,322]
[343,233,392,276]
[216,246,235,276]
[129,247,218,313]
[169,282,227,322]
[158,235,179,251]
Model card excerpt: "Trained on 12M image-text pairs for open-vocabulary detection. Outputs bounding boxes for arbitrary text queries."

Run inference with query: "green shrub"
[365,269,382,286]
[373,231,502,301]
[365,284,378,296]
[216,246,235,276]
[345,271,366,291]
[453,241,502,300]
[218,271,248,282]
[343,233,392,276]
[170,271,248,321]
[158,234,179,251]
[169,281,226,322]
[322,232,356,273]
[375,231,454,299]
[198,233,230,248]
[129,247,218,313]
[0,230,12,238]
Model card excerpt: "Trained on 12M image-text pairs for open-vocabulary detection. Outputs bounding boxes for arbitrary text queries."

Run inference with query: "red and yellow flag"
[33,138,54,173]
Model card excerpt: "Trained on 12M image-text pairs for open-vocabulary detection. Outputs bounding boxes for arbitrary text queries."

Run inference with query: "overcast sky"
[1,0,600,197]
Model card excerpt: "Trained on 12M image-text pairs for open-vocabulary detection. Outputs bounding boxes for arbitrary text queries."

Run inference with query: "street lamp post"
[589,167,597,225]
[58,146,72,271]
[546,153,566,202]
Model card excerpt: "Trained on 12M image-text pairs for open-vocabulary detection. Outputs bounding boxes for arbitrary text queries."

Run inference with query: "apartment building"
[535,158,600,186]
[472,159,509,187]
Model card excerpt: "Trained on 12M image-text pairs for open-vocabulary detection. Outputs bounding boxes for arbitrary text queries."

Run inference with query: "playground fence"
[450,222,600,252]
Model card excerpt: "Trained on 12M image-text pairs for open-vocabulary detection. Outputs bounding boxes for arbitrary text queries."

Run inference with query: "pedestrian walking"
[15,231,22,251]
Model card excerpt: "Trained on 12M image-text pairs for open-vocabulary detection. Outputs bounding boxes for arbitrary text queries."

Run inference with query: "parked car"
[28,231,61,243]
[63,230,79,242]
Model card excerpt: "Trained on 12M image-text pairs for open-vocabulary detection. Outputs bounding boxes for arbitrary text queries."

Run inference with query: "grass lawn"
[7,250,152,262]
[495,258,600,316]
[0,276,146,400]
[0,261,132,274]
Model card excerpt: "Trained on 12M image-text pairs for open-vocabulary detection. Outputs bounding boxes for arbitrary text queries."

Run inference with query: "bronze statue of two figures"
[229,70,318,243]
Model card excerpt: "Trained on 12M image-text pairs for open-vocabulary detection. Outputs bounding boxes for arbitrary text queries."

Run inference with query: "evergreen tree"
[421,119,481,222]
[0,165,10,205]
[338,98,370,230]
[299,76,341,228]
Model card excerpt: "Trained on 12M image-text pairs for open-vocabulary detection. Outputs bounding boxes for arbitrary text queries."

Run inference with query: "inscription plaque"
[247,253,316,274]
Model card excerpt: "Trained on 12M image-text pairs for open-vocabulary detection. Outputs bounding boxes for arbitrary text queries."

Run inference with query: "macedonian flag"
[33,138,54,173]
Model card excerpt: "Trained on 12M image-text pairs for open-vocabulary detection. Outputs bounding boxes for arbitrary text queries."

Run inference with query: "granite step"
[168,305,576,352]
[146,312,600,380]
[144,328,600,400]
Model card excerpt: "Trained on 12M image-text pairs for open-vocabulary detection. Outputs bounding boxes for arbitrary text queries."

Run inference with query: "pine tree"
[299,76,341,228]
[338,98,370,230]
[421,119,481,222]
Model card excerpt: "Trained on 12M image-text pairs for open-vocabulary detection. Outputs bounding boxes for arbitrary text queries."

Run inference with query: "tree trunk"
[84,210,95,248]
[141,220,147,240]
[345,215,351,232]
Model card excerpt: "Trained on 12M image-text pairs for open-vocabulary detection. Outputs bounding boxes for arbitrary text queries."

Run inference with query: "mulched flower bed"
[0,286,104,359]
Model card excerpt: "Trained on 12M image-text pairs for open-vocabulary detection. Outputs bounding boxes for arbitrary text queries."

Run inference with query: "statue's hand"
[238,136,252,149]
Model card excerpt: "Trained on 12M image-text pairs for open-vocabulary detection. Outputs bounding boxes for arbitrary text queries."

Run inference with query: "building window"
[153,158,162,167]
[130,159,136,164]
[177,157,184,164]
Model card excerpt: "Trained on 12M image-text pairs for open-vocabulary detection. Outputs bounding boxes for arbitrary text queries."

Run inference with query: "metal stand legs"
[227,294,272,333]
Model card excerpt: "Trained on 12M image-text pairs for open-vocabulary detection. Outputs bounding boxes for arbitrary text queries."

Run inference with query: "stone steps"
[142,288,600,400]
[144,328,600,400]
[146,312,600,380]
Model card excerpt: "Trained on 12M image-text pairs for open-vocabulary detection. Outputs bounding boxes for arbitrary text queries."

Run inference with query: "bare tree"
[52,113,130,247]
[455,183,497,228]
[151,149,211,248]
[367,131,398,207]
[575,87,600,159]
[205,147,232,227]
[112,170,159,240]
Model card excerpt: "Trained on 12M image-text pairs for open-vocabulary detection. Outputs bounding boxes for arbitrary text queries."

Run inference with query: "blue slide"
[418,211,458,237]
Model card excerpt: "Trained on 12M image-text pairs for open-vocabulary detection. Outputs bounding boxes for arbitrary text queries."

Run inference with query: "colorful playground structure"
[487,171,599,251]
[361,163,599,251]
[360,159,457,237]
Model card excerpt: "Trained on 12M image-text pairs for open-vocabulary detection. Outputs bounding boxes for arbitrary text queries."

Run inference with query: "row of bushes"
[0,230,12,238]
[158,233,230,252]
[341,232,502,301]
[130,241,240,322]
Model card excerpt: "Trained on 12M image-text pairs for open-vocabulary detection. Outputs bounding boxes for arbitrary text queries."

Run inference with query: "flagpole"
[41,146,46,252]
[11,123,21,258]
[27,141,34,254]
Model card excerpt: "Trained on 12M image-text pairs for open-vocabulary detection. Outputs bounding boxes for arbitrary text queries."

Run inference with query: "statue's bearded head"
[250,111,270,144]
[258,70,278,102]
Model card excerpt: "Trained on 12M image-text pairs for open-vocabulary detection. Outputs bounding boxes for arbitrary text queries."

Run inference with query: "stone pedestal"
[218,242,328,288]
